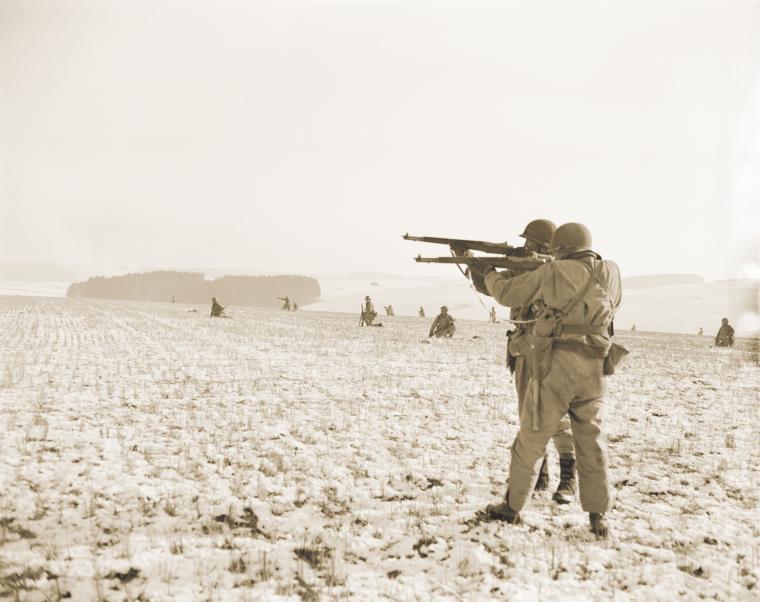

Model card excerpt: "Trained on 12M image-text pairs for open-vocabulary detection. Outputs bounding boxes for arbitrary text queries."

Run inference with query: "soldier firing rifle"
[402,233,553,275]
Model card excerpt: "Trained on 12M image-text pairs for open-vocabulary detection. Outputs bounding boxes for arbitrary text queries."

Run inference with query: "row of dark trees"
[66,271,321,308]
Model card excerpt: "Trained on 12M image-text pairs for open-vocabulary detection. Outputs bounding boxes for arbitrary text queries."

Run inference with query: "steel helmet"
[550,222,592,251]
[519,219,557,247]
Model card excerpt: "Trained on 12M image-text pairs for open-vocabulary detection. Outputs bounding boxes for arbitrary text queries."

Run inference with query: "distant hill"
[67,271,321,308]
[622,274,704,289]
[0,262,76,282]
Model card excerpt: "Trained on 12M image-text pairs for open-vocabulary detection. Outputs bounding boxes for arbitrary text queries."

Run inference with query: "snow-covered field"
[0,297,758,601]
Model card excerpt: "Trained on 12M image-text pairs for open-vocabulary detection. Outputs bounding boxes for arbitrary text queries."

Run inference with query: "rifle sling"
[558,261,604,320]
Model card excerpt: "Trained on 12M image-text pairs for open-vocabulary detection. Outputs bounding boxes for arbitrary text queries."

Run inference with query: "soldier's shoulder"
[605,260,622,282]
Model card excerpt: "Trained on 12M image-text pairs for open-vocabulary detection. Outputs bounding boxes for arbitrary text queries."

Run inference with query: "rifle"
[403,233,533,256]
[413,253,551,271]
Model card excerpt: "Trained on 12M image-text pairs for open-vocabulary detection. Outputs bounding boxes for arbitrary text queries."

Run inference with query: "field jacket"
[485,254,622,356]
[429,313,455,336]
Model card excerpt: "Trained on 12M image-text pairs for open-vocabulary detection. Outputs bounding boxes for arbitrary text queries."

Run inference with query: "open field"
[0,297,758,601]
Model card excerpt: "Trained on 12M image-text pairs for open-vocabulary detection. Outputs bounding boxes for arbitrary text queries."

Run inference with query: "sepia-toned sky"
[1,0,758,280]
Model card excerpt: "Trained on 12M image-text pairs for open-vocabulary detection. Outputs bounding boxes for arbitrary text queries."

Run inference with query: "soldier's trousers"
[507,348,610,513]
[514,357,574,458]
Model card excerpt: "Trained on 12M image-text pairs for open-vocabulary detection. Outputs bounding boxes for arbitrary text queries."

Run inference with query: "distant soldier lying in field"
[210,297,227,318]
[714,318,735,347]
[429,306,455,338]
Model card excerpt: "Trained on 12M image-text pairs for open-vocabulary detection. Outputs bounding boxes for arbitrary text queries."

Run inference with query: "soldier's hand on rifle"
[468,260,495,277]
[469,260,495,295]
[449,244,472,257]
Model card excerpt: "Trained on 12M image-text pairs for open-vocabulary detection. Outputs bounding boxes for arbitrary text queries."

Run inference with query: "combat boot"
[589,513,609,538]
[485,495,522,524]
[552,458,577,504]
[534,456,549,491]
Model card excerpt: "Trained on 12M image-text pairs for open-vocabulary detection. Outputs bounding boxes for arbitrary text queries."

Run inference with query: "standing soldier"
[385,305,395,317]
[473,223,622,537]
[429,306,456,338]
[419,306,426,318]
[489,307,497,323]
[361,296,377,326]
[210,297,226,318]
[698,327,704,336]
[278,296,291,311]
[714,318,735,347]
[471,219,575,500]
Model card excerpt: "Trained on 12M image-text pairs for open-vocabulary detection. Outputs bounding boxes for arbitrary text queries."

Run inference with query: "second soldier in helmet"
[471,219,578,503]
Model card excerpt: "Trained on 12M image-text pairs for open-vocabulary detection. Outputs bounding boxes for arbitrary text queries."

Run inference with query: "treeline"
[67,271,321,308]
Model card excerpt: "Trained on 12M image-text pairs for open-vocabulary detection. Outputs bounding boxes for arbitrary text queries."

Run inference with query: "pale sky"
[1,0,758,280]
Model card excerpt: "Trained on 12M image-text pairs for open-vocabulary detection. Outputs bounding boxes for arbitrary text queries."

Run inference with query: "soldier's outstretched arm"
[484,264,545,308]
[474,267,526,296]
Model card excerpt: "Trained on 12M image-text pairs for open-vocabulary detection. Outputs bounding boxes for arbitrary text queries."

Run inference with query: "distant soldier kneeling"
[429,306,455,338]
[714,318,735,347]
[361,296,378,326]
[210,297,226,318]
